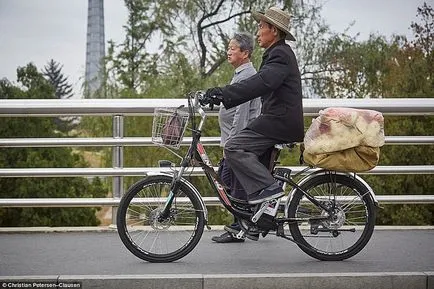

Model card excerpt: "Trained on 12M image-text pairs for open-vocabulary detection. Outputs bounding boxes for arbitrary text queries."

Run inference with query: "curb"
[1,272,433,289]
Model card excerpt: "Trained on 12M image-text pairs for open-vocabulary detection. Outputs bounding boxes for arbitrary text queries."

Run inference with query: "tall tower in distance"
[85,0,105,98]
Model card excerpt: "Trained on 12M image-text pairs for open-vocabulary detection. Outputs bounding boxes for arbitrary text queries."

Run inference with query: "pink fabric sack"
[304,107,385,154]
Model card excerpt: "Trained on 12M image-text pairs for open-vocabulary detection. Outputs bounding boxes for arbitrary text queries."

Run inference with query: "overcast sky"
[0,0,426,97]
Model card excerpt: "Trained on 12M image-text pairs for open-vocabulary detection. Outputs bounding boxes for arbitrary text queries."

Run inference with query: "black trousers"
[224,129,281,195]
[219,148,275,226]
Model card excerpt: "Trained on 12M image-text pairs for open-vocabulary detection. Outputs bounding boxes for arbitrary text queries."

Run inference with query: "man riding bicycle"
[200,7,304,206]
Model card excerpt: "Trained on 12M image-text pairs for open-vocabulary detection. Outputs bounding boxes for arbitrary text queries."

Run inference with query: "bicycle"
[116,91,379,263]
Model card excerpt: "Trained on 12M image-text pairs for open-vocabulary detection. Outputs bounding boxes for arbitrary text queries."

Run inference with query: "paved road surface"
[1,228,433,276]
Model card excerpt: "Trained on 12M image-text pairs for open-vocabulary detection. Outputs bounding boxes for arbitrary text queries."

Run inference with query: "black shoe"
[224,225,260,241]
[211,232,245,243]
[248,182,285,205]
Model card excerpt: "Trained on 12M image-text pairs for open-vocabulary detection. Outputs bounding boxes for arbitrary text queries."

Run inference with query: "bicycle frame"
[195,141,253,219]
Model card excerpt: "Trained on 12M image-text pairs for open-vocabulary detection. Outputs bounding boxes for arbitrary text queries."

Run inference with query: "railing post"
[112,115,124,225]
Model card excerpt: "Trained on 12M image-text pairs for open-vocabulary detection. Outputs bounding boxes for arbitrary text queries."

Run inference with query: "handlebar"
[190,90,221,110]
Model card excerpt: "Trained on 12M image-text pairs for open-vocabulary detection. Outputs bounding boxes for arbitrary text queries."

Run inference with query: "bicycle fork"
[157,170,185,221]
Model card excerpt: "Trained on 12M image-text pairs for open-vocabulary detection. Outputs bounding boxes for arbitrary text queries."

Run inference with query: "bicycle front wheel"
[117,175,205,262]
[287,173,376,261]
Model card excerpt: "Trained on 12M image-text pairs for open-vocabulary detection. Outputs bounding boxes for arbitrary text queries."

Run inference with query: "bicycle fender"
[144,172,209,222]
[284,169,379,217]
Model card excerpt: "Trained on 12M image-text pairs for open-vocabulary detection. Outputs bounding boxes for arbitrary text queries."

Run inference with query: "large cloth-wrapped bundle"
[303,107,385,172]
[304,107,385,154]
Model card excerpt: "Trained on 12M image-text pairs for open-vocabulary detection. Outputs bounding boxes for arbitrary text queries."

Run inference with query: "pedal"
[237,219,260,241]
[245,227,260,241]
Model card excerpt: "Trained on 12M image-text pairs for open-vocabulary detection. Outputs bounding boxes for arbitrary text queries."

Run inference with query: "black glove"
[199,87,223,107]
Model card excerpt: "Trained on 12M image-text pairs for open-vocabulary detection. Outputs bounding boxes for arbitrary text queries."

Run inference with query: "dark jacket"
[221,39,304,142]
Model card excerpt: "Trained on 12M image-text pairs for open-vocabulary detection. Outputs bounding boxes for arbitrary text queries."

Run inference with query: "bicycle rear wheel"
[117,175,205,262]
[287,173,376,261]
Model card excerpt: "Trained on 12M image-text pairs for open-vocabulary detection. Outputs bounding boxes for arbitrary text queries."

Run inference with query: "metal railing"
[1,98,433,116]
[0,98,433,220]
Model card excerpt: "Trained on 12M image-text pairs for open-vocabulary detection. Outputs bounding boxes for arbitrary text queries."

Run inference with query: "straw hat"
[252,7,296,41]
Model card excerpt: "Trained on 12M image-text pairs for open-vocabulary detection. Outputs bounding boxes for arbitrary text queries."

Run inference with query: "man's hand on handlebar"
[198,87,223,109]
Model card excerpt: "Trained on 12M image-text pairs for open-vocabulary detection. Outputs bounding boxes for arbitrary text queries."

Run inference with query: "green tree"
[43,59,73,100]
[42,59,77,132]
[104,0,183,94]
[0,64,107,227]
[103,0,352,96]
[312,3,433,99]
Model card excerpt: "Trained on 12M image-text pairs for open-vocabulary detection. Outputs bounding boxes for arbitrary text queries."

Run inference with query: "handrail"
[0,195,433,207]
[0,165,433,177]
[0,98,433,116]
[0,98,433,224]
[0,136,433,147]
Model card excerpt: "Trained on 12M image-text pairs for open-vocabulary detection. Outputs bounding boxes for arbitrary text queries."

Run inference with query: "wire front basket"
[152,107,190,149]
